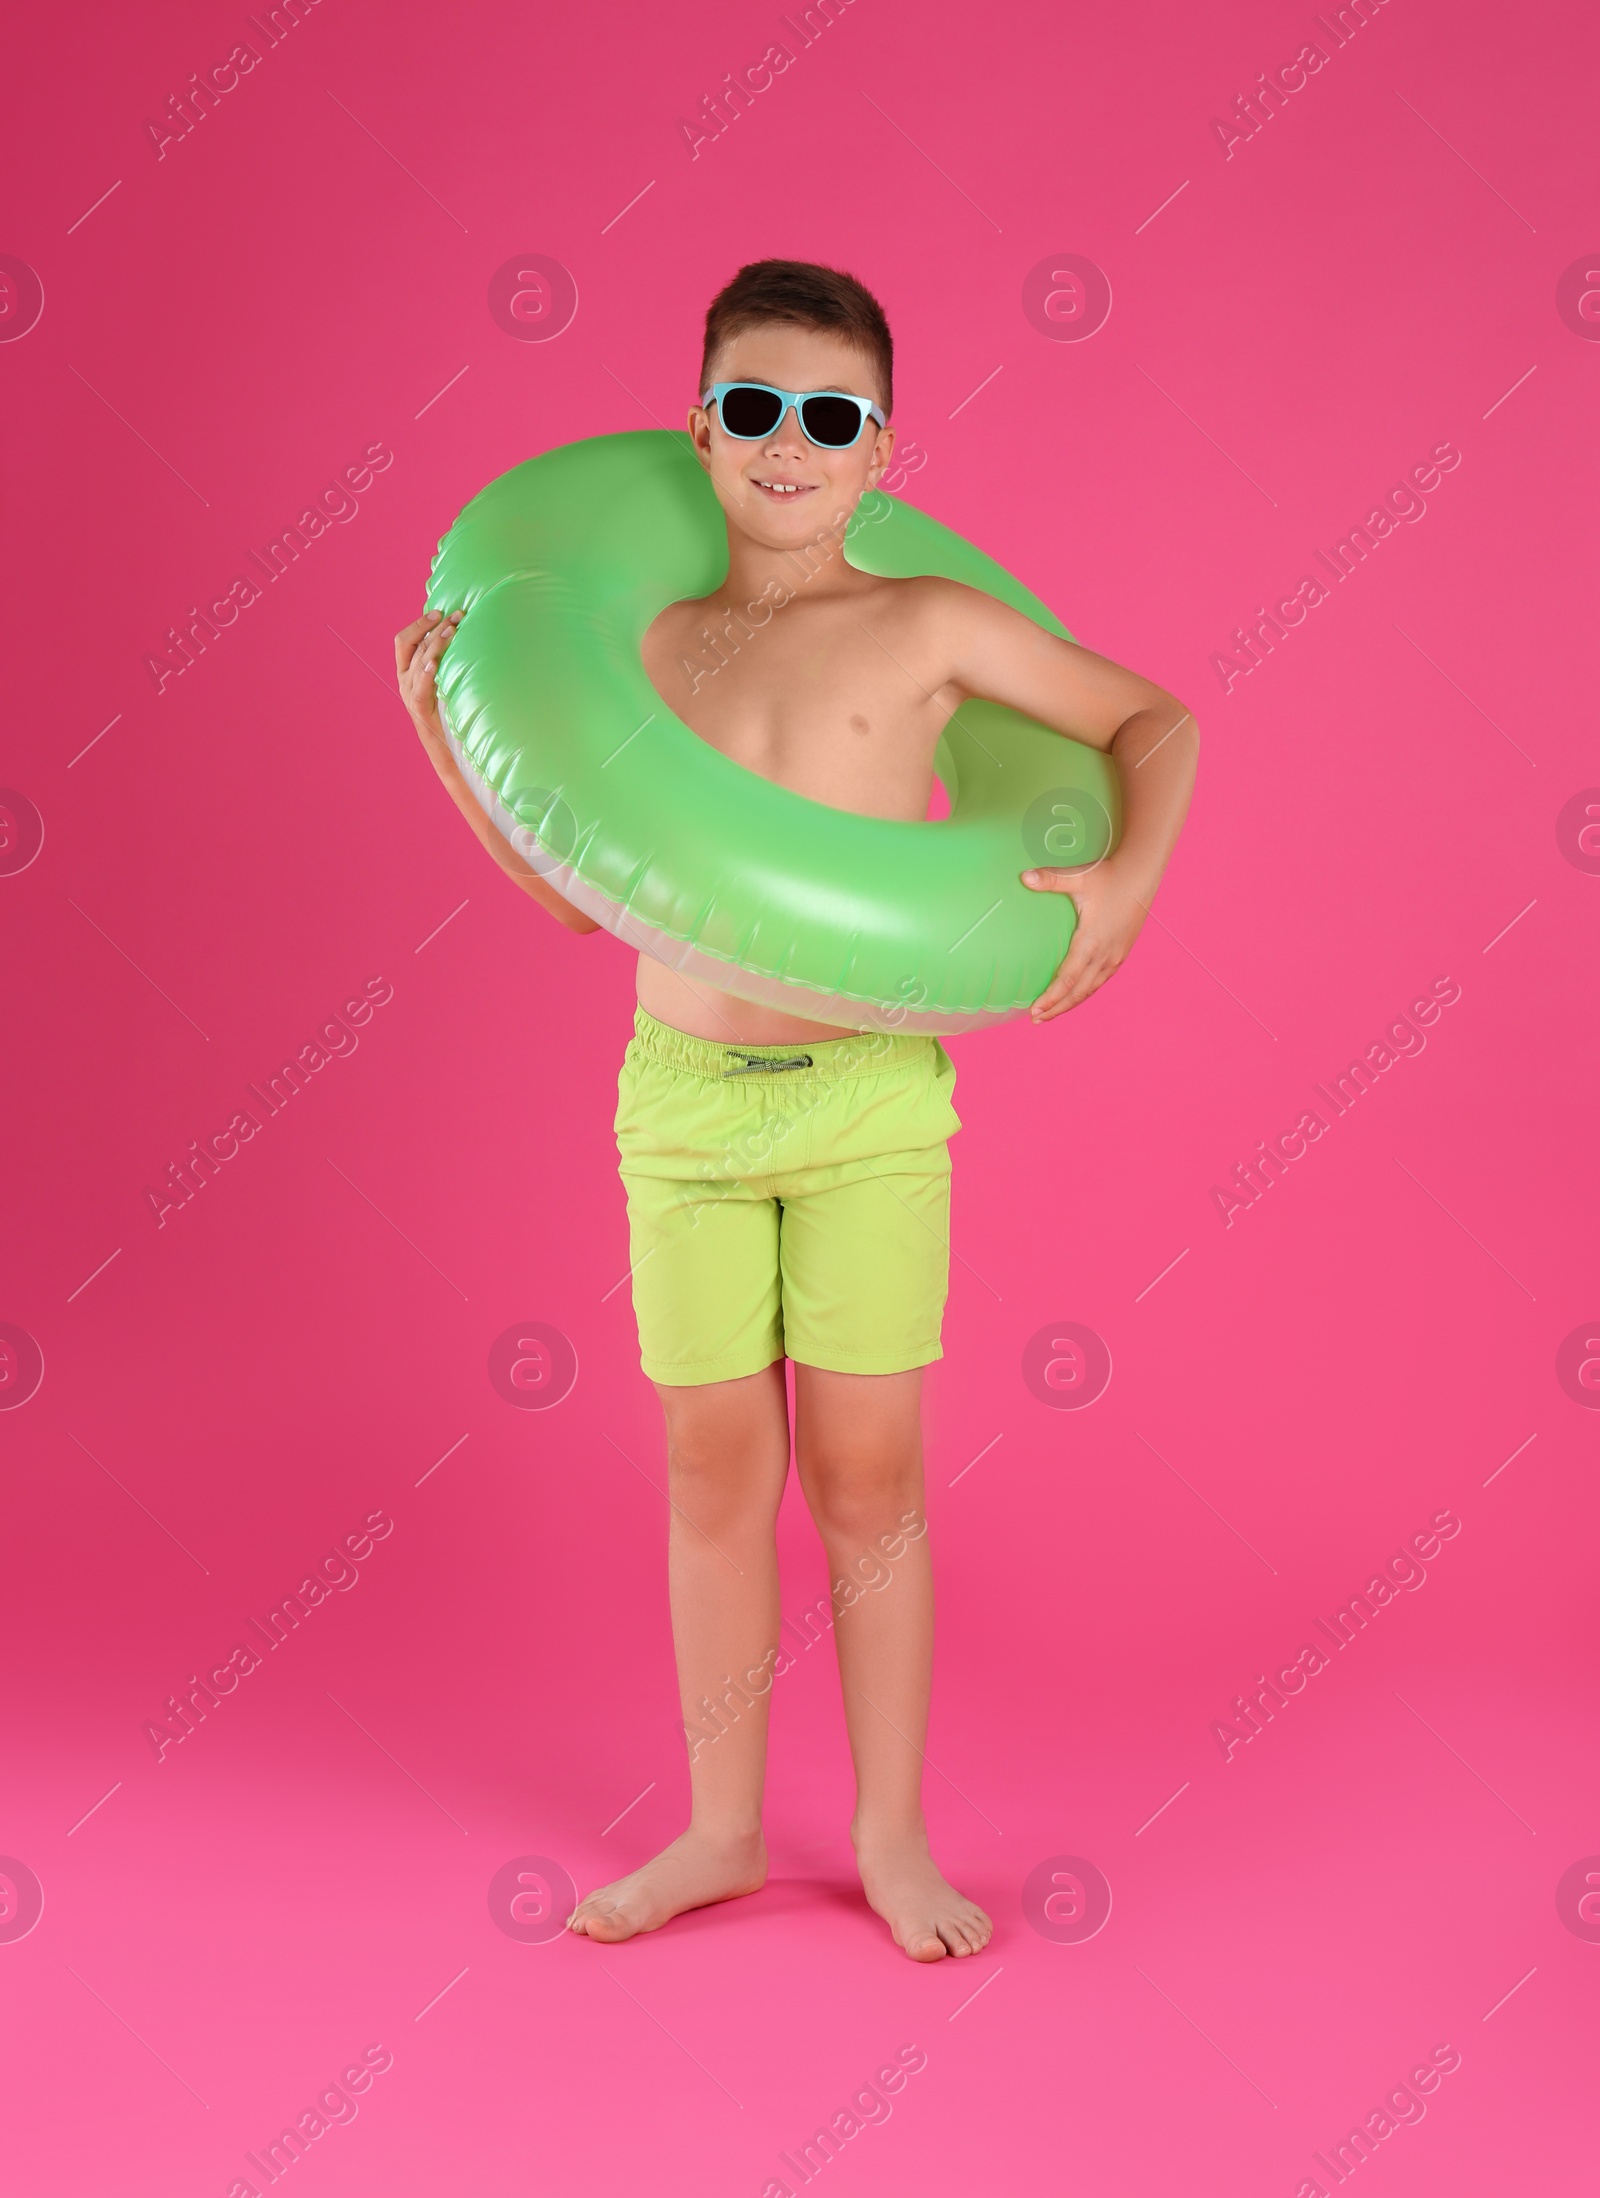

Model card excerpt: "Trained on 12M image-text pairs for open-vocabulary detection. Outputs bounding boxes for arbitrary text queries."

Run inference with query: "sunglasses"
[700,381,887,450]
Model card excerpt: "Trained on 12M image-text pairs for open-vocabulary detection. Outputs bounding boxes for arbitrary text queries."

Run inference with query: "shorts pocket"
[929,1041,962,1140]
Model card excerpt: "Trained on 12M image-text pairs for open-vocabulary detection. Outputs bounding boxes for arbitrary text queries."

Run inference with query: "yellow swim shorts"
[614,1005,962,1386]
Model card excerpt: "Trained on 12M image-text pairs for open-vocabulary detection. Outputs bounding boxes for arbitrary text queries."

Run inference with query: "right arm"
[395,610,601,935]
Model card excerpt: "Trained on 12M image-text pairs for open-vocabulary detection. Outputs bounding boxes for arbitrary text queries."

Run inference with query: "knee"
[665,1430,783,1532]
[656,1368,788,1530]
[802,1454,922,1549]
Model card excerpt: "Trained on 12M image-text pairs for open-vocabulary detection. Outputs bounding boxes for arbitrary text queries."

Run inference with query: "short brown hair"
[699,258,893,418]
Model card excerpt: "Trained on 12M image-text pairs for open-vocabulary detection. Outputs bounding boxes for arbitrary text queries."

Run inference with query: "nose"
[762,404,809,456]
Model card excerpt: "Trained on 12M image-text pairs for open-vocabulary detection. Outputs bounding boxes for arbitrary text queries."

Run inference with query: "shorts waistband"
[629,1004,939,1084]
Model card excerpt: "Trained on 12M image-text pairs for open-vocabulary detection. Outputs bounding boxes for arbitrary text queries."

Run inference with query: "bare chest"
[641,589,954,821]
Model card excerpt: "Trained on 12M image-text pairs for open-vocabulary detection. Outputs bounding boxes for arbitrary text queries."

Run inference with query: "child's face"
[690,323,895,551]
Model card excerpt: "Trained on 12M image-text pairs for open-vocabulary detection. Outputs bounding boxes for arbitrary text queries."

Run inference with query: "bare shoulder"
[878,572,1032,639]
[874,572,980,610]
[641,591,711,675]
[865,572,1036,683]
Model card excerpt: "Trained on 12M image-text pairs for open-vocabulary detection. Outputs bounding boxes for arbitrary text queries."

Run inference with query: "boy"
[396,259,1196,1961]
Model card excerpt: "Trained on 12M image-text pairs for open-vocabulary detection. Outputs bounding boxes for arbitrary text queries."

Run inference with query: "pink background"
[3,0,1596,2191]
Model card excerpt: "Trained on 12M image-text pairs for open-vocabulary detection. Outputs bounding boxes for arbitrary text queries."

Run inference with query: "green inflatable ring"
[427,429,1119,1033]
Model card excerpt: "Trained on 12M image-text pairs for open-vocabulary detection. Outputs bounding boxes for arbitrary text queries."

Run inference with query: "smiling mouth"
[751,478,816,500]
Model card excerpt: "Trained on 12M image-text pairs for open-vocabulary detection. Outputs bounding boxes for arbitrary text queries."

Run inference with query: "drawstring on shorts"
[721,1051,814,1077]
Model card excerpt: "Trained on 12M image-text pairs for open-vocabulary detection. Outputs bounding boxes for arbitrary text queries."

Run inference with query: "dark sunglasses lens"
[800,395,865,447]
[719,385,784,437]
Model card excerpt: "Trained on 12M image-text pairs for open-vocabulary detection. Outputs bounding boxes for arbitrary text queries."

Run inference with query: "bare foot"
[566,1826,767,1943]
[854,1825,993,1961]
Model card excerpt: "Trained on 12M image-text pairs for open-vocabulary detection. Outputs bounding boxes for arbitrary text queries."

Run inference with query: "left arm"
[931,582,1198,1022]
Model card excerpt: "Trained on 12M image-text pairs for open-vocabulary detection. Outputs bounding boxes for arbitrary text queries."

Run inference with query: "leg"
[791,1362,992,1961]
[568,1359,789,1941]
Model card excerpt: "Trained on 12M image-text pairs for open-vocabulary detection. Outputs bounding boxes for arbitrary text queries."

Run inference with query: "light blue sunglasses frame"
[699,380,888,449]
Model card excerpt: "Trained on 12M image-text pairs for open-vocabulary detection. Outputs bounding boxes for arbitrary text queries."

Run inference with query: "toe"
[569,1899,622,1940]
[905,1928,947,1962]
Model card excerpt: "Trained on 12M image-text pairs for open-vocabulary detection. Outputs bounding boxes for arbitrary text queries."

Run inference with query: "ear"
[866,422,897,489]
